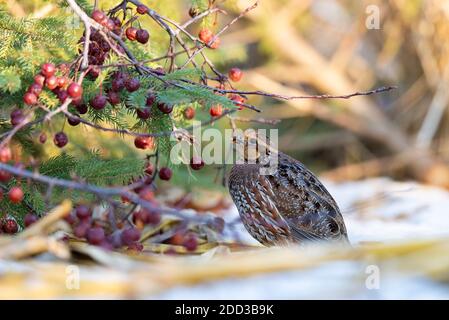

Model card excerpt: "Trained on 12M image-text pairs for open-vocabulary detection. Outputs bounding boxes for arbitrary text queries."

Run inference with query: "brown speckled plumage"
[229,152,348,246]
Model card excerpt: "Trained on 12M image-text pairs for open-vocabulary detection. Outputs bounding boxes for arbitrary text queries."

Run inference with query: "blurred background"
[6,0,449,189]
[215,0,449,189]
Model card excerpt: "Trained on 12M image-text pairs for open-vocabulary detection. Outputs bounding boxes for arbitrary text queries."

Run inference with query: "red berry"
[34,74,46,86]
[134,136,155,149]
[209,104,223,117]
[158,167,172,181]
[23,92,38,105]
[171,232,187,246]
[121,194,130,203]
[75,102,88,114]
[111,77,125,91]
[228,67,243,82]
[105,19,115,31]
[0,170,12,182]
[91,10,106,23]
[74,222,90,238]
[8,186,24,204]
[107,231,123,248]
[24,213,38,227]
[88,67,101,78]
[57,76,69,88]
[136,107,151,120]
[57,90,69,103]
[229,94,246,109]
[0,146,12,163]
[126,27,138,41]
[111,17,122,28]
[183,106,195,119]
[64,213,77,225]
[113,71,127,80]
[183,234,198,252]
[138,187,154,202]
[67,115,80,126]
[208,36,221,49]
[10,109,25,126]
[170,231,184,246]
[125,78,140,92]
[133,209,149,225]
[67,83,83,99]
[86,227,105,245]
[146,94,156,106]
[146,210,161,225]
[28,83,43,96]
[45,75,58,90]
[120,227,141,245]
[39,132,47,144]
[157,102,173,114]
[99,17,109,27]
[2,219,18,234]
[107,91,121,105]
[53,131,68,148]
[190,156,205,170]
[136,5,148,14]
[75,204,91,220]
[136,29,149,44]
[144,163,154,175]
[41,63,56,78]
[90,94,107,110]
[198,29,213,43]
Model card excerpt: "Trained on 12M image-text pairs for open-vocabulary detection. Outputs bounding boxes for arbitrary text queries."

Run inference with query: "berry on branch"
[134,136,155,149]
[190,156,205,170]
[183,106,195,119]
[159,167,172,180]
[67,82,83,99]
[137,5,148,15]
[90,94,108,110]
[228,68,243,82]
[126,27,138,41]
[8,186,24,204]
[198,29,213,43]
[209,104,223,117]
[157,102,173,114]
[53,132,68,148]
[41,63,56,78]
[136,29,150,44]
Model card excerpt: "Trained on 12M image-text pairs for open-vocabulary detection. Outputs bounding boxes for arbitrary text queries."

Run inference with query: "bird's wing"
[257,153,348,242]
[246,176,325,243]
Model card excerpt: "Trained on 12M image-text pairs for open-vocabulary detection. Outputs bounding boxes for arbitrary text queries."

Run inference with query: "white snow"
[153,177,449,299]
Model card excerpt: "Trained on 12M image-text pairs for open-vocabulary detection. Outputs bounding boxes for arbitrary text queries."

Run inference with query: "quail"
[228,136,348,246]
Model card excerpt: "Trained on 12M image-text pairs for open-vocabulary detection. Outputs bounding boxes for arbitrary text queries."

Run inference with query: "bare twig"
[0,162,211,224]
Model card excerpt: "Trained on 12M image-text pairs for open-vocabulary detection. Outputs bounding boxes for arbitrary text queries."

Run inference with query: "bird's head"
[231,130,277,163]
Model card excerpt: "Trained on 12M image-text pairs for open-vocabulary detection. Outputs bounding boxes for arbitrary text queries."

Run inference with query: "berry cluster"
[0,2,253,253]
[67,203,150,250]
[17,61,80,148]
[0,146,25,206]
[0,147,34,234]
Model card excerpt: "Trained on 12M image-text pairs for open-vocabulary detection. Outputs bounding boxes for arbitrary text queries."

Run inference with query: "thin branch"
[0,162,210,224]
